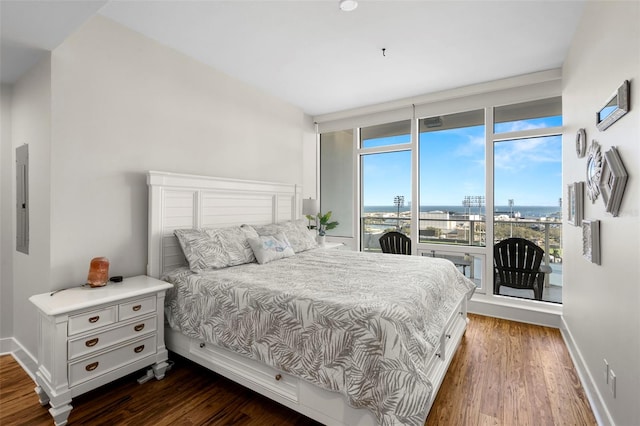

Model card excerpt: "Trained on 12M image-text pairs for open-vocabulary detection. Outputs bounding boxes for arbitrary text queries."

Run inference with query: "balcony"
[361,214,562,304]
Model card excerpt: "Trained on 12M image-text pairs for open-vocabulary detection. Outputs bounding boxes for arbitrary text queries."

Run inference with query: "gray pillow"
[247,233,295,264]
[253,219,317,253]
[174,225,257,272]
[206,226,258,266]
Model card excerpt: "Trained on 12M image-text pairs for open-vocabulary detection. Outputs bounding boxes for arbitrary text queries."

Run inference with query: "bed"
[147,171,475,426]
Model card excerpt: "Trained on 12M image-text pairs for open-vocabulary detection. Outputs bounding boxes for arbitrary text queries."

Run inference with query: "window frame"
[317,81,564,310]
[357,120,413,252]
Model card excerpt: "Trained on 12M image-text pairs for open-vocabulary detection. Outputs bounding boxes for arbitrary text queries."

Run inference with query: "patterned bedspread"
[163,249,476,425]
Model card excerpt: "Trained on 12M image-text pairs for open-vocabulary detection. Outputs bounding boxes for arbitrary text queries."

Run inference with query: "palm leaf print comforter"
[164,249,476,425]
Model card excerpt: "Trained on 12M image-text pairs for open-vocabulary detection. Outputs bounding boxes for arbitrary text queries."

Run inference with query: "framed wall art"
[582,219,600,265]
[567,181,584,226]
[585,140,602,203]
[575,128,586,158]
[596,80,630,131]
[600,146,628,217]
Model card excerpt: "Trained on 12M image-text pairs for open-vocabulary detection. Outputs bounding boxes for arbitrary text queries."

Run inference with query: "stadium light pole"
[394,195,404,231]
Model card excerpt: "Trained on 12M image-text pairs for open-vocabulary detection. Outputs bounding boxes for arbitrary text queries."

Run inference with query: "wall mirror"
[585,140,602,203]
[600,146,628,217]
[596,80,630,131]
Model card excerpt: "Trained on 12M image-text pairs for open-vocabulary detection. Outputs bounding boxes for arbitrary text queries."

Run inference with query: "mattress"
[163,248,476,425]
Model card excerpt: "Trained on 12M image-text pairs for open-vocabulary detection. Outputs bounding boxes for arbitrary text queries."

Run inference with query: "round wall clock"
[575,128,586,158]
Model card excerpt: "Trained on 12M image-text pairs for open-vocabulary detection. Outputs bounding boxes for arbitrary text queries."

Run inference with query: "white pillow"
[247,233,295,264]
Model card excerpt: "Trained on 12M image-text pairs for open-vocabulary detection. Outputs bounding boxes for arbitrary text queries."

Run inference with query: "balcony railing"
[361,215,562,303]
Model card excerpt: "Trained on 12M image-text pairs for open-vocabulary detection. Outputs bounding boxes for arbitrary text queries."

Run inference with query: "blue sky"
[362,116,562,208]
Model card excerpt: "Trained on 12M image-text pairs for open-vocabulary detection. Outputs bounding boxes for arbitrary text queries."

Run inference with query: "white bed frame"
[147,171,468,425]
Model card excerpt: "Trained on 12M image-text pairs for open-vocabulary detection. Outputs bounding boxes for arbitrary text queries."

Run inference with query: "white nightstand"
[29,275,173,426]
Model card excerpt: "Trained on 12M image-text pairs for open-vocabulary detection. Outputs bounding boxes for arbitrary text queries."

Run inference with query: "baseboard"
[0,336,18,354]
[0,337,38,381]
[468,294,562,328]
[560,316,613,426]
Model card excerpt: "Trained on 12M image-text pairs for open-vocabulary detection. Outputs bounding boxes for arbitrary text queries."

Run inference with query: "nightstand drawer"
[68,315,157,360]
[119,296,156,321]
[68,306,117,336]
[68,334,157,387]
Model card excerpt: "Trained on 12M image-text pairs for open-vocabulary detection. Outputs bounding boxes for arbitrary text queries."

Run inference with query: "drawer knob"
[199,342,205,348]
[134,345,145,353]
[134,324,145,332]
[132,305,142,311]
[88,316,100,323]
[85,362,99,372]
[446,334,451,339]
[275,374,282,381]
[85,338,99,347]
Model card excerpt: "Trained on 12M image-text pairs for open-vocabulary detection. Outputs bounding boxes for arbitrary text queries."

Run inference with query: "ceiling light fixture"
[339,0,358,12]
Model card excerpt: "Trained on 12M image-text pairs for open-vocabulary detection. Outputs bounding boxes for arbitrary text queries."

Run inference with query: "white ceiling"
[0,1,585,116]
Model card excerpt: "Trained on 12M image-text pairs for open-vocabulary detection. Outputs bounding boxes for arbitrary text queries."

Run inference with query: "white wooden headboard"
[147,171,301,278]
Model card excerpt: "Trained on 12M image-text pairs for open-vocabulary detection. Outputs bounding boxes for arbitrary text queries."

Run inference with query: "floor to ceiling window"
[361,150,412,251]
[492,97,563,303]
[359,120,411,252]
[317,84,564,305]
[417,109,486,288]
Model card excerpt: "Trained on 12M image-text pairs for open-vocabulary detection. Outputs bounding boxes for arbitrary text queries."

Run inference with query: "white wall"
[0,84,14,342]
[5,15,312,358]
[562,2,639,425]
[9,57,53,357]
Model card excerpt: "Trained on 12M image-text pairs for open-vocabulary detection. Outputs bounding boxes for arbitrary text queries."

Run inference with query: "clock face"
[575,128,586,158]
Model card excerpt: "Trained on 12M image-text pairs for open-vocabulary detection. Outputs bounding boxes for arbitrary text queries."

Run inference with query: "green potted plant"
[306,211,339,245]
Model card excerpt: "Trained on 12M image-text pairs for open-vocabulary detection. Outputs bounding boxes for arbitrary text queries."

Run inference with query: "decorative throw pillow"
[205,226,258,267]
[253,219,317,253]
[174,225,259,272]
[247,233,295,264]
[174,228,227,271]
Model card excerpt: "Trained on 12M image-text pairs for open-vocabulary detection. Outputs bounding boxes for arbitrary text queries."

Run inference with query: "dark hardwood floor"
[1,314,596,425]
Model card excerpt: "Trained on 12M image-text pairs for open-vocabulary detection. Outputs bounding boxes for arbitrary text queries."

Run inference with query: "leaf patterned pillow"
[205,226,258,266]
[247,233,295,264]
[253,220,317,253]
[174,226,258,272]
[174,229,225,271]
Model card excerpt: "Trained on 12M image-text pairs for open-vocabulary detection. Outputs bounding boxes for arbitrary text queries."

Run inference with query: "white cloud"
[494,136,561,172]
[496,120,547,133]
